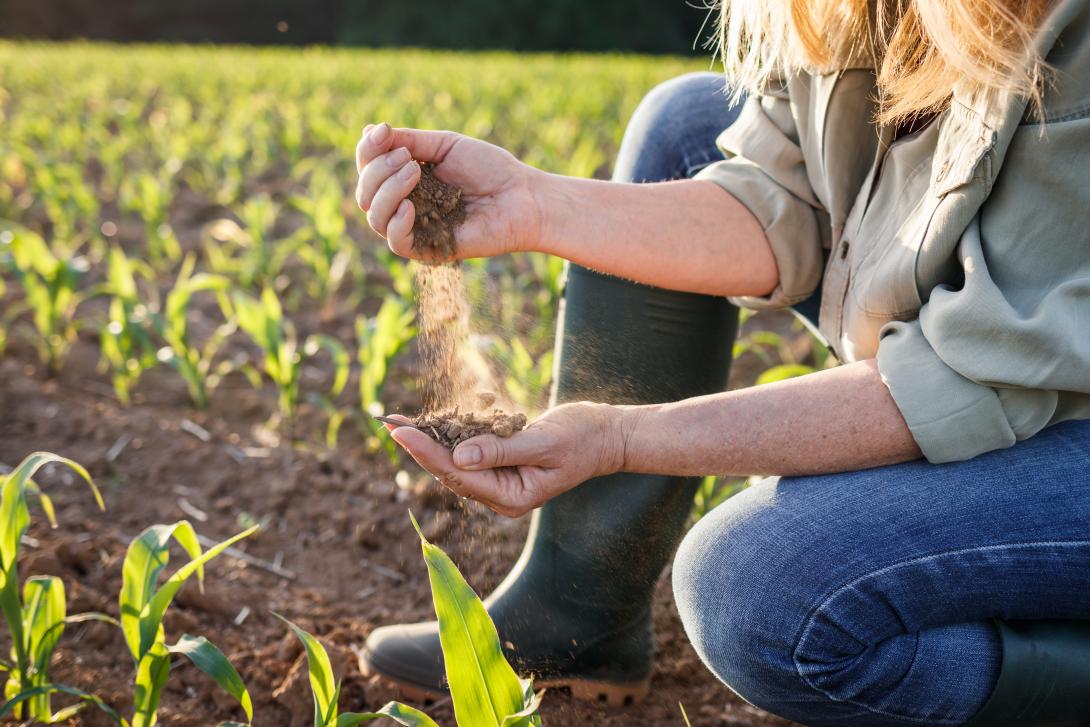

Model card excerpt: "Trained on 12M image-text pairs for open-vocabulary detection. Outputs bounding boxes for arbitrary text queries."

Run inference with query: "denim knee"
[672,470,1011,726]
[613,71,739,183]
[672,479,813,712]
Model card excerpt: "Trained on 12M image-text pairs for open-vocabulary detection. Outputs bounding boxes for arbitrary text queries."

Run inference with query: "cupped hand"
[382,402,627,517]
[355,122,545,260]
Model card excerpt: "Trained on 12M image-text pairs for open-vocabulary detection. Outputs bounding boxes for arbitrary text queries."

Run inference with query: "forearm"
[532,172,778,298]
[618,359,923,477]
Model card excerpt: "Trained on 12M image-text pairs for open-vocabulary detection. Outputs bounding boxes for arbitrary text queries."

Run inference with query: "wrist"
[525,171,578,256]
[607,403,657,474]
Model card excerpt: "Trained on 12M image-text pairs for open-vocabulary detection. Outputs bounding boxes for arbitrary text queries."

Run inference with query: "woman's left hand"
[383,402,627,517]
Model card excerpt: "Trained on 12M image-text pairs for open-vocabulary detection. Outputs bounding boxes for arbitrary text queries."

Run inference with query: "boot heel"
[542,677,651,707]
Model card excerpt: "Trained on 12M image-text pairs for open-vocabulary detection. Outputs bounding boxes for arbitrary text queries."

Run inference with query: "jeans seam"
[790,539,1090,724]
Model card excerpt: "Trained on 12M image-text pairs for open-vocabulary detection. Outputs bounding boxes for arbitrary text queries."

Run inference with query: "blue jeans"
[624,72,1090,726]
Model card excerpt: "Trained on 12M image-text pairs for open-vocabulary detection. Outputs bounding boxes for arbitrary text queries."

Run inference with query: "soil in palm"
[412,392,528,449]
[408,163,465,260]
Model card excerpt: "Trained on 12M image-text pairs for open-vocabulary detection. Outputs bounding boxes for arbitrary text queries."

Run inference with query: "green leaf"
[119,521,202,661]
[168,635,253,724]
[137,525,257,659]
[131,642,171,727]
[305,334,349,398]
[336,701,441,727]
[274,614,339,726]
[0,684,124,724]
[23,576,65,672]
[409,512,526,727]
[755,363,815,386]
[19,576,66,719]
[1,452,102,584]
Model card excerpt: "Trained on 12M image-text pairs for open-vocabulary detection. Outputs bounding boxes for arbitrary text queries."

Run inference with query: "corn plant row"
[2,223,421,449]
[1,452,543,725]
[0,43,700,421]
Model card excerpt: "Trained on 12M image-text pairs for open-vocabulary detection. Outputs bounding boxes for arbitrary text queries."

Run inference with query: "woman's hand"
[355,122,545,260]
[383,402,627,517]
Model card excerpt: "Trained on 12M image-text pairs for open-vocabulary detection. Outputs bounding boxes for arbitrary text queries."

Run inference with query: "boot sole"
[359,653,650,708]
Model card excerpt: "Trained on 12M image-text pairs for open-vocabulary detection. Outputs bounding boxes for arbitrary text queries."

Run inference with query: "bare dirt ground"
[0,325,800,726]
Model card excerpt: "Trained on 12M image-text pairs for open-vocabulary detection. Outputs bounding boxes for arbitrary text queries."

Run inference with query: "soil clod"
[412,408,528,450]
[408,163,465,260]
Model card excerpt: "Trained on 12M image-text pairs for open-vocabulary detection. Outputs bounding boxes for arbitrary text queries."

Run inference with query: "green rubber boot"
[360,264,737,705]
[964,620,1090,727]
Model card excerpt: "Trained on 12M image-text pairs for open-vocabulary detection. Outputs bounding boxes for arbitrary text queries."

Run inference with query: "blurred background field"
[0,40,810,726]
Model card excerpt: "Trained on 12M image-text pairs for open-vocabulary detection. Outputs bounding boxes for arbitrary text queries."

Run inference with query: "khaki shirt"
[697,0,1090,463]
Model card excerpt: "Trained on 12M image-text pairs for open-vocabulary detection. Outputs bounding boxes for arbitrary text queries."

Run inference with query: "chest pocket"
[848,105,994,319]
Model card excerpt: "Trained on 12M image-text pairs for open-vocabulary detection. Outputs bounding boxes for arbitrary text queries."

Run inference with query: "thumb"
[453,430,548,470]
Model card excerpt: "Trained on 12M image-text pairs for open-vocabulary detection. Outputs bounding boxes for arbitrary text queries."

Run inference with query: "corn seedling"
[408,512,543,726]
[98,246,159,405]
[277,513,542,725]
[375,248,416,301]
[0,452,107,722]
[231,287,349,437]
[3,225,89,374]
[118,521,257,726]
[356,298,416,462]
[119,171,181,266]
[489,337,553,413]
[27,163,100,255]
[290,169,353,307]
[275,614,434,726]
[154,255,235,408]
[204,195,292,290]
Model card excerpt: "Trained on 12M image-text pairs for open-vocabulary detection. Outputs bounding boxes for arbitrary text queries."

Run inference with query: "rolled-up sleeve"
[695,82,826,309]
[878,217,1090,463]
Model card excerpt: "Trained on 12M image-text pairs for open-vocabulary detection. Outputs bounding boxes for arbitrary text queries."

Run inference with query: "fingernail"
[399,160,418,180]
[454,444,482,467]
[396,200,411,218]
[370,122,390,144]
[387,147,410,167]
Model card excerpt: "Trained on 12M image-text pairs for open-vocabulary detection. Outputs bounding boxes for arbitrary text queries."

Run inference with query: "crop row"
[0,44,706,452]
[2,451,544,725]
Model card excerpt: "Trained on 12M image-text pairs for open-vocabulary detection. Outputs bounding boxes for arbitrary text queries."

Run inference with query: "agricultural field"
[0,42,815,725]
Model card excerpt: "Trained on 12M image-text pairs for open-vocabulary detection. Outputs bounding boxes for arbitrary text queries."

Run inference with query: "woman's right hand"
[355,122,546,260]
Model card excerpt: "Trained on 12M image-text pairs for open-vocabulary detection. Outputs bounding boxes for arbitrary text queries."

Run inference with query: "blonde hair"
[718,0,1052,124]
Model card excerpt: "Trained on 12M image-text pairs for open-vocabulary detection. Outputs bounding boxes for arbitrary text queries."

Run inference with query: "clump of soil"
[413,399,528,450]
[407,163,465,260]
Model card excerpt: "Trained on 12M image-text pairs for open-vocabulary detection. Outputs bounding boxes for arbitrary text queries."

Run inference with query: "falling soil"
[408,163,465,260]
[412,262,528,444]
[412,404,528,450]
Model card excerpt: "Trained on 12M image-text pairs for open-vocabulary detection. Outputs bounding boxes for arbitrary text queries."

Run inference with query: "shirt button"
[839,240,850,259]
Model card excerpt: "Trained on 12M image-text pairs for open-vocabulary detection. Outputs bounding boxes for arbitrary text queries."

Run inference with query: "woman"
[354,0,1090,724]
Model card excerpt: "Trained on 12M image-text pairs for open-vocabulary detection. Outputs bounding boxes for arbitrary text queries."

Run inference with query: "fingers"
[356,122,394,173]
[390,427,495,498]
[367,160,419,237]
[451,430,550,470]
[378,414,412,432]
[385,199,415,254]
[356,123,459,172]
[355,146,411,211]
